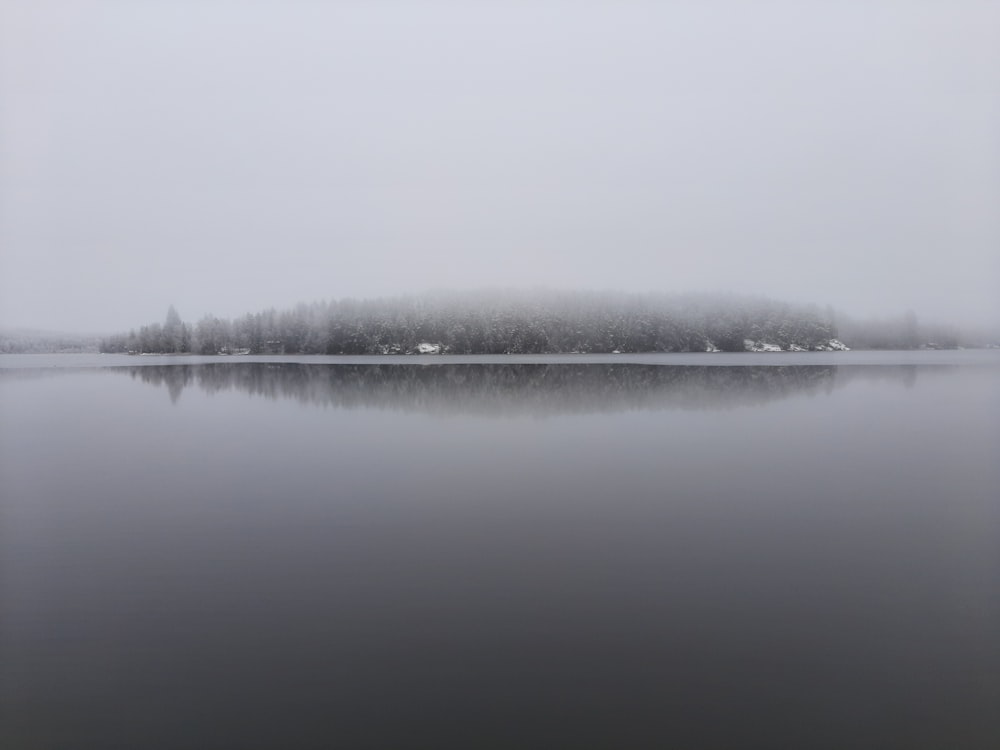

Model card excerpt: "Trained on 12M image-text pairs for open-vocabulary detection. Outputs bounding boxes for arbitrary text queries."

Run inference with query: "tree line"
[0,329,101,354]
[99,291,843,355]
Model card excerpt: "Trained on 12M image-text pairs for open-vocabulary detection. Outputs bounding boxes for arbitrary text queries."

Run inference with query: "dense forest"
[98,291,849,355]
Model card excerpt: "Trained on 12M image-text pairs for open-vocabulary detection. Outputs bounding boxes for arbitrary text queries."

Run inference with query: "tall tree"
[163,305,185,353]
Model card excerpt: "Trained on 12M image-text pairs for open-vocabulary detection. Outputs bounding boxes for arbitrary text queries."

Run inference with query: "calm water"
[1,354,998,749]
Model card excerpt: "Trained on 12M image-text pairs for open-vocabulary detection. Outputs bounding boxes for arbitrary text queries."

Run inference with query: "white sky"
[1,0,998,332]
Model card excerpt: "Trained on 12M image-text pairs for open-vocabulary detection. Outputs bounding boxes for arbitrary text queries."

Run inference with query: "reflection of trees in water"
[121,363,920,415]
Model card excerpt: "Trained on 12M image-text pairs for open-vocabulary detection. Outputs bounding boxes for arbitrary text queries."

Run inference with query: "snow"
[415,343,442,354]
[746,341,782,352]
[742,339,849,353]
[812,339,850,352]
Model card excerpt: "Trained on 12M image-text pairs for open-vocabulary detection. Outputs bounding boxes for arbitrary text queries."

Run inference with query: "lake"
[1,352,998,748]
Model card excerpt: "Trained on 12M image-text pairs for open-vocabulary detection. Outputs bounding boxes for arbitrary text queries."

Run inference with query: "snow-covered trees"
[100,292,843,355]
[163,305,186,353]
[98,307,191,353]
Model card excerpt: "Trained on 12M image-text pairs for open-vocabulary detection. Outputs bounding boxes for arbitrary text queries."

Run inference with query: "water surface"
[1,354,998,748]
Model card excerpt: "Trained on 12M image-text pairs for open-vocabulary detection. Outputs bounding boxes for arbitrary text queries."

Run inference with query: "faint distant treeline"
[0,329,100,354]
[123,362,857,415]
[836,312,966,350]
[99,291,841,355]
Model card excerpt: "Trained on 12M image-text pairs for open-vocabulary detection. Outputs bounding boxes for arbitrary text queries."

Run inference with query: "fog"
[1,0,998,333]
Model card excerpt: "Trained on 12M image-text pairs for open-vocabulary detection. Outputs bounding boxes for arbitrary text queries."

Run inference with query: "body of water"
[1,353,998,748]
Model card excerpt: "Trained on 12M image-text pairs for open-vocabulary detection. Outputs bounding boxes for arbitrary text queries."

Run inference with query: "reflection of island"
[118,363,919,415]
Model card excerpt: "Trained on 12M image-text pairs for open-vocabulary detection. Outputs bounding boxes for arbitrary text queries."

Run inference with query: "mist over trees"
[100,290,843,355]
[835,311,963,350]
[0,329,100,354]
[95,290,995,356]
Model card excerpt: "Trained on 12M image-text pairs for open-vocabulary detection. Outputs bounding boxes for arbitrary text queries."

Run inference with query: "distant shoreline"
[3,349,1000,370]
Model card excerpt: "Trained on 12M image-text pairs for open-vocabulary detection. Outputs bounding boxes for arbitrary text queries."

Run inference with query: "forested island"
[3,291,982,356]
[97,291,852,355]
[85,290,982,357]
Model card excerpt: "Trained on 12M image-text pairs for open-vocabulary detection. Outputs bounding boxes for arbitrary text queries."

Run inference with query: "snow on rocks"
[745,340,783,352]
[812,339,851,352]
[740,338,851,353]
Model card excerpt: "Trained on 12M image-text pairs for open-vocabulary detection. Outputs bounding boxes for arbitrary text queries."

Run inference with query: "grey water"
[1,354,998,749]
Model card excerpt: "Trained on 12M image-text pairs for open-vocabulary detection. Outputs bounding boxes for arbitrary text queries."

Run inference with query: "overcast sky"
[1,0,998,333]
